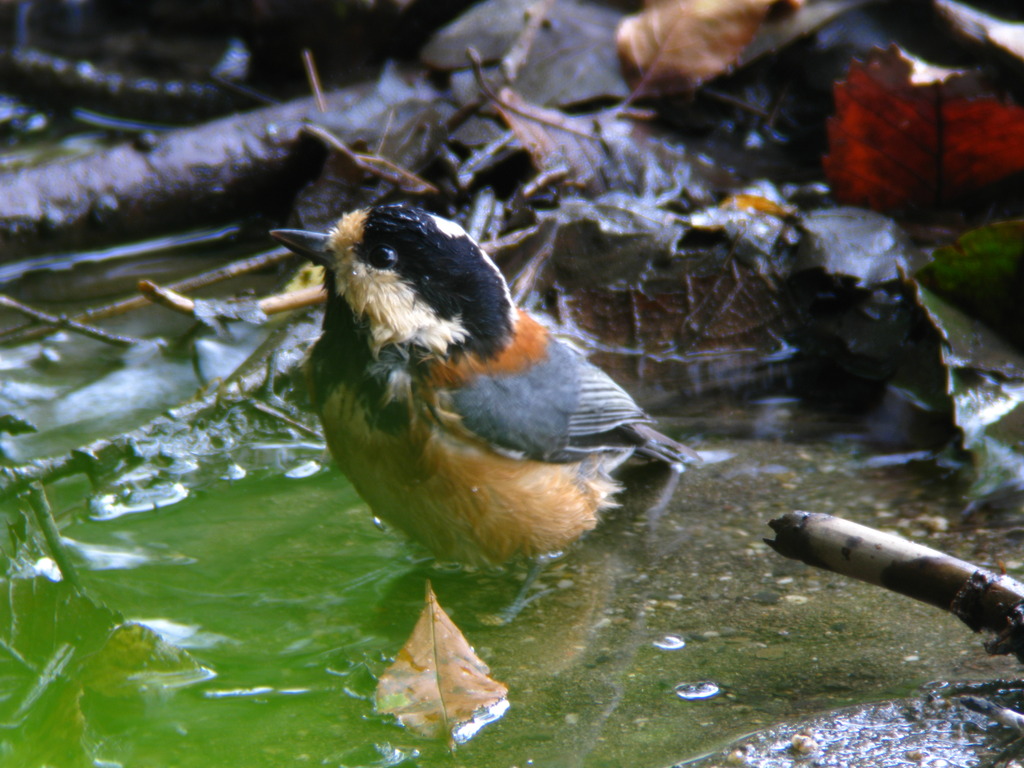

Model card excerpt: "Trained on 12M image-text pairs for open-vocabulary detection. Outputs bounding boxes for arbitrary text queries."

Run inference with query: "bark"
[0,89,381,259]
[767,511,1024,662]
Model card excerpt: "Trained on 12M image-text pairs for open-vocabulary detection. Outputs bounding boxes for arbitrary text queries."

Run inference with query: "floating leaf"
[0,413,37,436]
[376,582,508,744]
[0,573,211,765]
[824,46,1024,211]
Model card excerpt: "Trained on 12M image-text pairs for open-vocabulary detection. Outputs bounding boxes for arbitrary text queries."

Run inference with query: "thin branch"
[257,286,325,314]
[138,279,324,318]
[138,280,195,314]
[302,48,327,113]
[27,482,83,591]
[502,0,557,84]
[0,247,296,346]
[248,400,324,441]
[302,123,439,195]
[0,294,142,347]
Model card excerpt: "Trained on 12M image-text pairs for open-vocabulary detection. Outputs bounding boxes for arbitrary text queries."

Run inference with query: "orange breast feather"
[319,373,618,565]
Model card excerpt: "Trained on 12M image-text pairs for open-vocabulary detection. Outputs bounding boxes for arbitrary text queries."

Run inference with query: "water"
[2,436,1011,767]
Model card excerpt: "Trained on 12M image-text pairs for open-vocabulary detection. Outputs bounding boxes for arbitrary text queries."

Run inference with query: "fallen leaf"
[917,220,1024,349]
[0,413,37,436]
[823,46,1024,211]
[376,583,508,744]
[492,87,607,194]
[935,0,1024,75]
[737,0,870,67]
[794,207,926,288]
[487,87,715,199]
[616,0,800,97]
[424,0,629,107]
[912,285,1024,509]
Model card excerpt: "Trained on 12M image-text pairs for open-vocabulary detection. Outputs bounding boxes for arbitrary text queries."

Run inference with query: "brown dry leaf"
[935,0,1024,68]
[376,583,509,744]
[616,0,802,97]
[492,86,606,194]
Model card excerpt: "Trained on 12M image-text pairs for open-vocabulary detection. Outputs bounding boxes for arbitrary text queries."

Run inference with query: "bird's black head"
[271,205,516,359]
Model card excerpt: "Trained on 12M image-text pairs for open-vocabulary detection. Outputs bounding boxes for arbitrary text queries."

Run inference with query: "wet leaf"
[494,195,796,390]
[912,285,1024,507]
[0,569,210,765]
[424,0,628,107]
[421,0,536,68]
[823,46,1024,211]
[616,0,800,97]
[559,274,794,364]
[193,297,269,333]
[737,0,871,67]
[917,221,1024,350]
[687,184,800,276]
[80,622,214,696]
[0,413,36,436]
[795,207,926,288]
[489,89,716,200]
[935,0,1024,77]
[376,583,508,743]
[492,87,607,194]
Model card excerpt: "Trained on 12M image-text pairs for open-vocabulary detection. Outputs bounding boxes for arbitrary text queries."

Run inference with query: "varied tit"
[270,204,697,566]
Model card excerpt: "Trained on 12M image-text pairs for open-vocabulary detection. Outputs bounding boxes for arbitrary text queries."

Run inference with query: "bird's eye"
[367,244,398,270]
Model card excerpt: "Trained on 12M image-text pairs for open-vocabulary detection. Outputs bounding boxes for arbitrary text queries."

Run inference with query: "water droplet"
[33,556,62,582]
[222,463,246,481]
[451,697,509,744]
[284,460,321,479]
[89,482,189,520]
[653,634,686,651]
[674,681,720,701]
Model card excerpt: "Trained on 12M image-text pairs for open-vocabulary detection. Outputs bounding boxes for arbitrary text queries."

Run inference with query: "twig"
[467,48,501,102]
[302,123,438,195]
[0,294,142,347]
[248,400,324,441]
[302,48,327,113]
[767,511,1024,660]
[961,697,1024,733]
[701,87,770,118]
[138,280,324,318]
[502,0,557,84]
[0,247,296,346]
[522,166,570,198]
[27,482,83,591]
[257,286,325,314]
[138,281,195,314]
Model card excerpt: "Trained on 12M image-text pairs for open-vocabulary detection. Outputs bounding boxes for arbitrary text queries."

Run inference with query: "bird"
[270,204,697,567]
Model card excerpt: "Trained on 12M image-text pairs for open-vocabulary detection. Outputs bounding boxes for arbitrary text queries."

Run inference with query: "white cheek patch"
[344,259,469,357]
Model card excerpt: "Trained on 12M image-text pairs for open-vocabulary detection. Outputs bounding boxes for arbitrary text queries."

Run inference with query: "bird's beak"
[270,229,333,268]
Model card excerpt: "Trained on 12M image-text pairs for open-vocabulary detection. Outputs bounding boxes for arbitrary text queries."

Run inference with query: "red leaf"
[823,46,1024,211]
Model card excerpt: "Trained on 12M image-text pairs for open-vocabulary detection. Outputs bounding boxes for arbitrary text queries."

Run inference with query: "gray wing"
[448,338,691,464]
